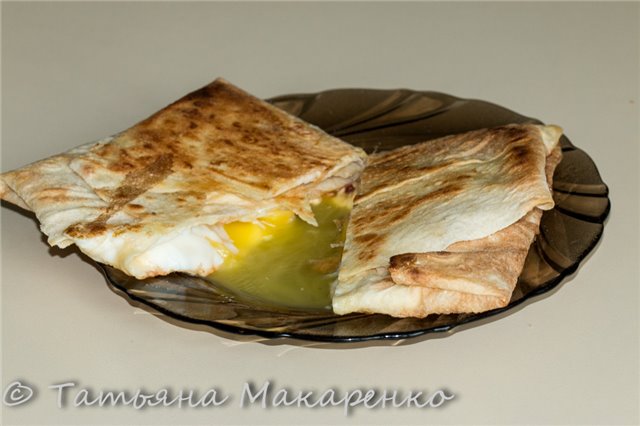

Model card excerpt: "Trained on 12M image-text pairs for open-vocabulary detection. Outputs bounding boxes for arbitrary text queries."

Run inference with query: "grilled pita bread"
[333,124,562,317]
[1,78,366,279]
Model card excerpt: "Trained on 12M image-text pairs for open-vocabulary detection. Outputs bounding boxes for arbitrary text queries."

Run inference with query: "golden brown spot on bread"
[111,154,173,204]
[497,124,528,141]
[389,253,414,269]
[183,86,211,102]
[81,163,95,175]
[182,108,201,119]
[357,249,377,262]
[113,223,144,237]
[354,232,385,261]
[355,233,378,244]
[509,145,533,167]
[135,130,161,145]
[66,221,107,238]
[65,154,174,238]
[35,187,77,204]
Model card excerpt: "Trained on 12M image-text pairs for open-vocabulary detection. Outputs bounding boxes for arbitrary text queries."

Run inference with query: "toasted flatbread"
[1,78,366,279]
[333,124,562,317]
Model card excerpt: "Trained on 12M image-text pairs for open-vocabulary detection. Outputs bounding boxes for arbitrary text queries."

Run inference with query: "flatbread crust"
[333,124,563,317]
[1,78,366,279]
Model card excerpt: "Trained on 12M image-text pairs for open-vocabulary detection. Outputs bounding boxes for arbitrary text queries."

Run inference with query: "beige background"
[1,2,638,425]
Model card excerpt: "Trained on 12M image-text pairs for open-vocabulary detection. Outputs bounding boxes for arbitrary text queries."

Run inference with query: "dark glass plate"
[102,88,610,343]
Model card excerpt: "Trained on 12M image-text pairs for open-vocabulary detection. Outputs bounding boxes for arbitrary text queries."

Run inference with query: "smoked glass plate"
[102,88,610,343]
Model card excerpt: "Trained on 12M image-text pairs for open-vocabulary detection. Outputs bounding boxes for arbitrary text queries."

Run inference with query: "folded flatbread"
[1,78,366,279]
[333,124,563,317]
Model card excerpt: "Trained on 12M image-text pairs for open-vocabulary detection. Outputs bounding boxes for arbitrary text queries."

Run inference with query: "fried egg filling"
[70,192,353,310]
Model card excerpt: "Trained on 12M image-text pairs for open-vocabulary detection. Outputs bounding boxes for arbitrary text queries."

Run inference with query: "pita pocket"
[1,78,367,279]
[333,124,562,317]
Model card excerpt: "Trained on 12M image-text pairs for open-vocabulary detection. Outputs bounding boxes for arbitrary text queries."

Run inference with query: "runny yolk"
[206,197,352,310]
[220,210,295,262]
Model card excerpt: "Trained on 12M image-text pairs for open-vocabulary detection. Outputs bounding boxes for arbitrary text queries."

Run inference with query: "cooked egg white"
[73,222,233,279]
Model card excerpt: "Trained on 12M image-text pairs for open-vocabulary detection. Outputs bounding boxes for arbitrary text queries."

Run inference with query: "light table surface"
[1,3,638,425]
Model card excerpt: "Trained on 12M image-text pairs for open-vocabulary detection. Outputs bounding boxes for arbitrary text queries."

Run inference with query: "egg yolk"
[206,196,352,310]
[222,210,294,252]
